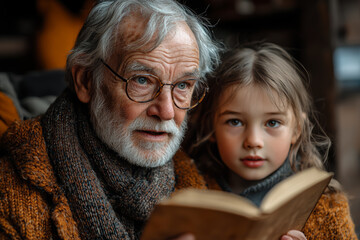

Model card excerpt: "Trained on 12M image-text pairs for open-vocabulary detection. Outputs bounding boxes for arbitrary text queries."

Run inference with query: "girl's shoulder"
[317,190,350,211]
[303,190,358,239]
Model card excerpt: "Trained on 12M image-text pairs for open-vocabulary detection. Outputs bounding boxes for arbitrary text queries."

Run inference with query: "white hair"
[66,0,221,91]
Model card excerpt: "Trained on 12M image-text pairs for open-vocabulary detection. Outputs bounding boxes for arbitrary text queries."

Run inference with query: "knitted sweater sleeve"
[302,192,358,239]
[0,155,53,240]
[0,119,81,240]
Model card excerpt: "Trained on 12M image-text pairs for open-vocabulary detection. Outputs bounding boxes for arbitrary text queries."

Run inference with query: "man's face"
[90,17,200,167]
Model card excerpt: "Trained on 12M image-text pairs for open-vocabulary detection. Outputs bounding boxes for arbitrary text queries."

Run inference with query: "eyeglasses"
[100,59,208,110]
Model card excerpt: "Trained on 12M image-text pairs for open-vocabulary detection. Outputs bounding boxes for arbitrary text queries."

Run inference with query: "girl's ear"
[72,65,92,103]
[291,127,301,144]
[291,112,306,144]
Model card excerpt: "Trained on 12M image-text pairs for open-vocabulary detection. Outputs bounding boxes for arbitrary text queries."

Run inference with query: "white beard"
[89,88,187,168]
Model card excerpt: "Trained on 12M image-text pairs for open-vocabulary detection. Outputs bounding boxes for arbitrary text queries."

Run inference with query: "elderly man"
[0,0,306,239]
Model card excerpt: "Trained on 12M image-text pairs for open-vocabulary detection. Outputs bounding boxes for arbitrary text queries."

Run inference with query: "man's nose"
[147,87,175,121]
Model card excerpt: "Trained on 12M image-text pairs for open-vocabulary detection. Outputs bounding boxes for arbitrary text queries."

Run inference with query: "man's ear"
[72,65,92,103]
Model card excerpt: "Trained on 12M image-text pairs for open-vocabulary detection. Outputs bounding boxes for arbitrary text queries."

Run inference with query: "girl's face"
[213,84,299,181]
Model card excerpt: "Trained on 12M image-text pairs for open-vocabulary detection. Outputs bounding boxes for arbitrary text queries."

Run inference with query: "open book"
[141,167,333,240]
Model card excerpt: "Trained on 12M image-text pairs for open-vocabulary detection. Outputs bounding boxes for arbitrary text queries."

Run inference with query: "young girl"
[185,42,358,239]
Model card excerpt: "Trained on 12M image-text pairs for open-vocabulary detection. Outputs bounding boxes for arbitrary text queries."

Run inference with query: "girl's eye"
[226,119,243,127]
[266,120,280,128]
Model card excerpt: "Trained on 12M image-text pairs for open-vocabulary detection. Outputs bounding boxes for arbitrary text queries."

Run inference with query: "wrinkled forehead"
[113,12,197,65]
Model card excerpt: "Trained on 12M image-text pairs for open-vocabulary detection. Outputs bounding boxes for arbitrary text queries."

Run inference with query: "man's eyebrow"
[181,69,201,79]
[126,62,201,79]
[125,62,157,75]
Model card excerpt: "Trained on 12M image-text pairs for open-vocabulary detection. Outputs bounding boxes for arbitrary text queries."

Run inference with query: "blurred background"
[0,0,359,236]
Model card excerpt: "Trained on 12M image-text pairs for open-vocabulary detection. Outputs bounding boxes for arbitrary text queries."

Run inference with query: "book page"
[260,167,333,213]
[163,188,261,217]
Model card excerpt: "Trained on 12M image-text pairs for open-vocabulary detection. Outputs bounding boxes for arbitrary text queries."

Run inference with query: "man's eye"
[226,119,242,127]
[177,82,187,89]
[266,120,280,128]
[176,81,193,90]
[135,76,149,85]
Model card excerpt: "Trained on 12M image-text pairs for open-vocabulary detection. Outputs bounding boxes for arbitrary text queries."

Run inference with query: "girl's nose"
[243,127,264,149]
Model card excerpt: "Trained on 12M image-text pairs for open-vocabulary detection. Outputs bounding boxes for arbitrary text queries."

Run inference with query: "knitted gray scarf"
[41,89,175,240]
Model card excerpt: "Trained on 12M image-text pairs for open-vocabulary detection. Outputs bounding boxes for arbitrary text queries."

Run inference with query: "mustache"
[128,117,181,136]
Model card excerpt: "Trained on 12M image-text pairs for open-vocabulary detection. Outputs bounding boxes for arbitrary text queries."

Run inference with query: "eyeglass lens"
[126,74,206,109]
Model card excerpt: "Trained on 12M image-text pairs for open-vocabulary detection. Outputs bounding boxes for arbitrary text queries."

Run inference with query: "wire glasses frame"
[100,59,208,110]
